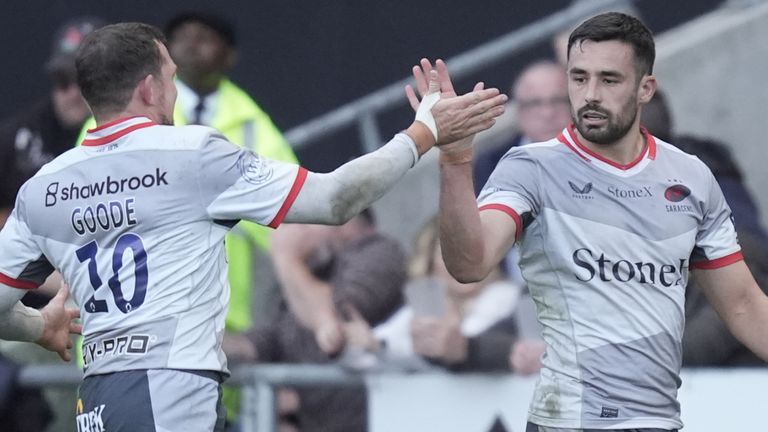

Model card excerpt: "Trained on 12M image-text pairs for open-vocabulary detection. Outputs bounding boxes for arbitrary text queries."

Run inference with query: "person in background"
[0,17,104,432]
[473,60,570,195]
[224,210,407,431]
[341,217,543,374]
[0,17,103,229]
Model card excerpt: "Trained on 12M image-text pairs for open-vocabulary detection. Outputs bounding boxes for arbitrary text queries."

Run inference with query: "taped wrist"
[415,92,440,142]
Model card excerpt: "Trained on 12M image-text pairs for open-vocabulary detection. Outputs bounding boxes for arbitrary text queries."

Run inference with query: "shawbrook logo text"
[46,168,168,207]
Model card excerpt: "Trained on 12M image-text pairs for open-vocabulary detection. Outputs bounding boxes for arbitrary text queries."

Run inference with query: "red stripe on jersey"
[268,167,309,229]
[82,122,156,146]
[564,124,656,170]
[557,133,590,162]
[86,116,147,133]
[0,273,38,290]
[479,203,522,241]
[691,251,744,270]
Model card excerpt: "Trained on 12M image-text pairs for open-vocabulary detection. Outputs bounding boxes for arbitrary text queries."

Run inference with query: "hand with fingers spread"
[405,58,507,164]
[37,283,81,362]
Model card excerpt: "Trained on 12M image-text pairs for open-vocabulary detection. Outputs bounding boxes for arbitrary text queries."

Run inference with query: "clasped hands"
[405,58,508,164]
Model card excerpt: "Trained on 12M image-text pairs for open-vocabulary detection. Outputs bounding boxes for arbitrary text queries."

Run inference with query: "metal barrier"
[282,0,633,153]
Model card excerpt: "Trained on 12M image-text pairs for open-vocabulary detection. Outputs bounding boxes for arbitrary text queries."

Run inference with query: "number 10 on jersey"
[75,233,149,314]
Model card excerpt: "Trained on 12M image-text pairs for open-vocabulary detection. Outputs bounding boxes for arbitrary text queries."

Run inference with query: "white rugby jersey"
[0,116,307,377]
[478,125,742,430]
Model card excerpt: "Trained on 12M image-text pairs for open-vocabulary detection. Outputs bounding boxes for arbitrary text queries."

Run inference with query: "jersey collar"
[557,124,656,177]
[81,116,157,147]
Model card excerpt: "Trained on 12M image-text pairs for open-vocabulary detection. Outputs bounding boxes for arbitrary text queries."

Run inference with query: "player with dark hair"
[424,12,768,431]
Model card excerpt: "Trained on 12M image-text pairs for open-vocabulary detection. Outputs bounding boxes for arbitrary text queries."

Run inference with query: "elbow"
[447,266,487,284]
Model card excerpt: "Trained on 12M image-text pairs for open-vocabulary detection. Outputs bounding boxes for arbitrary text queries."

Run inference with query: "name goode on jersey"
[572,247,689,287]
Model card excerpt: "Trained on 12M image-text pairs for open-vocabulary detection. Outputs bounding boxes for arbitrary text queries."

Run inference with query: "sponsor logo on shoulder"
[568,181,594,200]
[238,150,273,185]
[664,181,693,213]
[76,401,105,432]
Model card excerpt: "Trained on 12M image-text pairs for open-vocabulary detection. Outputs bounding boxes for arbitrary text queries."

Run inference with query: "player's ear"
[638,74,656,105]
[136,74,155,106]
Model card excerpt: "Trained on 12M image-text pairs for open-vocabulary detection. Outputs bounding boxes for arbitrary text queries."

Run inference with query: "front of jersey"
[478,125,742,430]
[0,116,306,377]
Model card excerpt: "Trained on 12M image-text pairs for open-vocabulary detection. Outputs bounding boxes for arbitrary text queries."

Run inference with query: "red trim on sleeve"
[0,273,38,290]
[81,122,156,146]
[691,251,744,270]
[268,167,309,228]
[479,203,523,241]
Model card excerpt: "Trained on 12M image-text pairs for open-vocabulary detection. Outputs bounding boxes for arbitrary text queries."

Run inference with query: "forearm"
[720,291,768,361]
[0,301,45,342]
[285,124,432,225]
[439,162,489,283]
[273,254,337,331]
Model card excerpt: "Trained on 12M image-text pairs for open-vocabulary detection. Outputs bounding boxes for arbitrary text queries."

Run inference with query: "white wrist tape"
[415,92,440,142]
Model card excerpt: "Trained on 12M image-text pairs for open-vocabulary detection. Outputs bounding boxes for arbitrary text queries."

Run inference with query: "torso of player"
[23,120,233,376]
[479,127,740,429]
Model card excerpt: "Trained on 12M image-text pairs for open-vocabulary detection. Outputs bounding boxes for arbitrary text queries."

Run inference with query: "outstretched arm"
[284,69,507,225]
[694,260,768,361]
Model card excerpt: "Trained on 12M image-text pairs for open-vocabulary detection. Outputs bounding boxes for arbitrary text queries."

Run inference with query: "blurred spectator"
[473,60,570,195]
[0,17,103,432]
[347,217,543,373]
[223,210,407,432]
[0,17,103,228]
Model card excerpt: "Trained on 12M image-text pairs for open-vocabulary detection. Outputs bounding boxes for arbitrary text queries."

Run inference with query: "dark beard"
[572,97,637,145]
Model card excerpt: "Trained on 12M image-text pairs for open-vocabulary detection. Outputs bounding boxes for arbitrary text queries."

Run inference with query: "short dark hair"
[568,12,655,77]
[164,12,236,47]
[75,23,167,116]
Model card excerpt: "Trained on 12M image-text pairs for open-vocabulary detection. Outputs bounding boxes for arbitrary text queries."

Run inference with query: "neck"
[93,108,154,127]
[575,118,646,166]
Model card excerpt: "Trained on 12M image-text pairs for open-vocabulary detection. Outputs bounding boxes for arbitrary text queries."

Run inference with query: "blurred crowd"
[0,6,766,432]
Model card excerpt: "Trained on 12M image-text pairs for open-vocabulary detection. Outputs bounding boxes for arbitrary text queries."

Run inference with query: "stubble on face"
[571,92,638,146]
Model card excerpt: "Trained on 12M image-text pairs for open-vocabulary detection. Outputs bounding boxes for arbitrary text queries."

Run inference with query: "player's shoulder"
[655,137,713,174]
[140,124,226,151]
[499,137,566,164]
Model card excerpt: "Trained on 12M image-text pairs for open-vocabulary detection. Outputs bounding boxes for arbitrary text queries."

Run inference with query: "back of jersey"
[0,117,304,376]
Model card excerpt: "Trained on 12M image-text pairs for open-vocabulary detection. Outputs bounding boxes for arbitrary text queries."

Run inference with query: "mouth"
[581,110,608,127]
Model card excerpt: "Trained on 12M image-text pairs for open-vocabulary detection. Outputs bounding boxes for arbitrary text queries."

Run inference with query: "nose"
[584,78,601,105]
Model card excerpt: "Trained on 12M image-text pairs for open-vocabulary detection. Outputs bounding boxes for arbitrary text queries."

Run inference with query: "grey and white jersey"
[478,125,742,430]
[0,116,306,377]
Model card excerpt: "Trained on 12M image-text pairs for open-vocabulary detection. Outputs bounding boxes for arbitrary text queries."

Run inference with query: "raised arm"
[694,260,768,361]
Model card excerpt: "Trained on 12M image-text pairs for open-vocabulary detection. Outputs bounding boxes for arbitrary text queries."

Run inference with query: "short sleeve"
[197,135,307,229]
[690,170,743,269]
[0,195,53,289]
[477,147,541,241]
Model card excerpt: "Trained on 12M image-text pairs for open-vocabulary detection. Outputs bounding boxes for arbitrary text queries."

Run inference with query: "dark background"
[0,0,722,170]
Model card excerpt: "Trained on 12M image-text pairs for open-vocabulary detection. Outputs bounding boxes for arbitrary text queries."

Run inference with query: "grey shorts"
[77,369,226,432]
[526,423,678,432]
